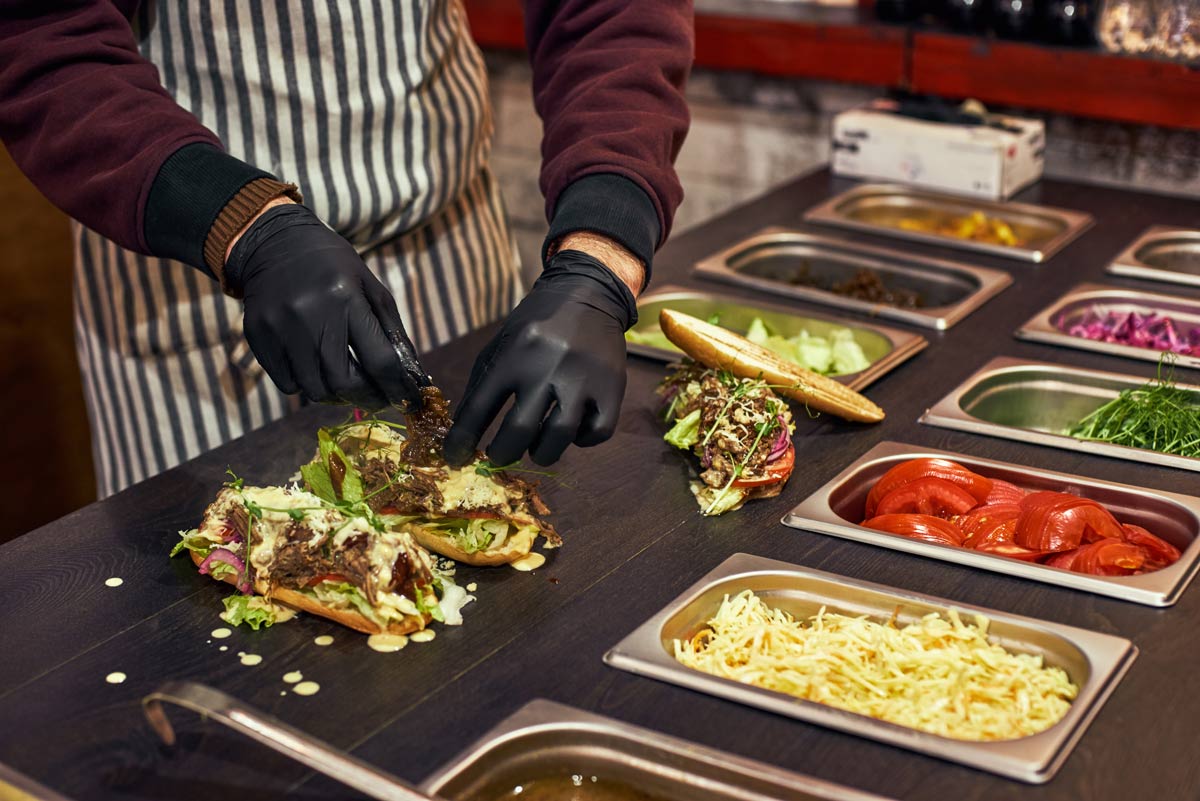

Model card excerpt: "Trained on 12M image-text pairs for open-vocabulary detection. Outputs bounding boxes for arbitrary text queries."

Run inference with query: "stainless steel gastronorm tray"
[628,286,928,391]
[1015,282,1200,370]
[803,183,1094,263]
[424,698,891,801]
[784,441,1200,606]
[692,227,1012,330]
[1108,226,1200,288]
[921,356,1200,473]
[604,553,1136,784]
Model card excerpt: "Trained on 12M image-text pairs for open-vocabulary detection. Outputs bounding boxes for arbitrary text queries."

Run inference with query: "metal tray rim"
[1014,281,1200,371]
[692,226,1013,331]
[603,553,1137,784]
[802,183,1095,263]
[628,285,929,391]
[421,698,892,801]
[1107,225,1200,288]
[919,355,1200,474]
[783,440,1200,607]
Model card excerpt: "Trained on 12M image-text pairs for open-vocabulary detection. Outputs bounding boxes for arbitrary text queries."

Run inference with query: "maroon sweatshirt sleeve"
[525,0,693,276]
[0,0,265,261]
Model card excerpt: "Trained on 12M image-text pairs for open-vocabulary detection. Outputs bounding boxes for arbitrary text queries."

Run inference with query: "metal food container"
[1108,226,1200,288]
[920,356,1200,473]
[1015,282,1200,370]
[628,286,928,391]
[803,183,1093,263]
[604,553,1136,784]
[692,227,1011,330]
[783,441,1200,606]
[423,698,890,801]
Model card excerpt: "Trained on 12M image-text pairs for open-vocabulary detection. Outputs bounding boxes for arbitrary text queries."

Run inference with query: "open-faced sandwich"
[171,479,472,634]
[306,390,560,567]
[659,363,797,516]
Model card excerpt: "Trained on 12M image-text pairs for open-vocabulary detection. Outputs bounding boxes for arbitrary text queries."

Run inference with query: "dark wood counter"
[3,169,1199,800]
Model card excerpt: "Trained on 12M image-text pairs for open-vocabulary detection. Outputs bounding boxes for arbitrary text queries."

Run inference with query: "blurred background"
[2,0,1196,543]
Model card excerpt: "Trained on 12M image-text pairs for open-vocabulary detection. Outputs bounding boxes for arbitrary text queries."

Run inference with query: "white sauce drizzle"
[367,634,409,653]
[410,629,436,643]
[283,671,303,684]
[211,628,232,639]
[105,672,126,684]
[510,553,545,572]
[240,654,263,666]
[293,681,320,696]
[313,635,334,647]
[104,577,123,588]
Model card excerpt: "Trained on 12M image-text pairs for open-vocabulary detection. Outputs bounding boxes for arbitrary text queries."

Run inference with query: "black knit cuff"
[143,143,276,275]
[543,173,660,287]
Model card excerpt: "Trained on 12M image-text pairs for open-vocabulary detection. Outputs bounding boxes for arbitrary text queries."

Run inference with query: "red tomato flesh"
[873,477,978,519]
[864,458,992,518]
[734,443,794,488]
[983,479,1027,506]
[1045,540,1147,575]
[862,514,965,547]
[1014,491,1125,552]
[1120,524,1182,567]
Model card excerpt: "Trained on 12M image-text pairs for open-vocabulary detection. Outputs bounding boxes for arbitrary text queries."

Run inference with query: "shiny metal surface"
[628,286,928,391]
[604,553,1135,784]
[142,682,440,801]
[784,441,1200,606]
[0,763,75,801]
[1108,226,1200,288]
[423,699,890,801]
[802,184,1093,263]
[1015,282,1200,370]
[920,356,1200,472]
[692,227,1011,330]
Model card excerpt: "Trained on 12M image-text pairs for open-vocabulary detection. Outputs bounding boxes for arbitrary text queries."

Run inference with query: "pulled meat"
[402,386,453,467]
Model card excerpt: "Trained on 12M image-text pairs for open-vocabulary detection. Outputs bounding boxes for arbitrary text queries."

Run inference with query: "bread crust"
[405,523,538,567]
[190,551,429,635]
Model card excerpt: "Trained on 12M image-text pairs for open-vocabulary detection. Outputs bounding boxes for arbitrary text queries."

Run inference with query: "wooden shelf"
[463,0,1200,130]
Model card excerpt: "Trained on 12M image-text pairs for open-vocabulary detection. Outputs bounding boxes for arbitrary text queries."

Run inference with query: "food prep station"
[3,169,1200,801]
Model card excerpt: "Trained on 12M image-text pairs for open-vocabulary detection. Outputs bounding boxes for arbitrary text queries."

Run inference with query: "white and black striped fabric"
[72,0,522,497]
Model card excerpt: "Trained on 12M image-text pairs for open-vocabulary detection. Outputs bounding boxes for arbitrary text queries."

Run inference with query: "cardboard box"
[831,107,1045,200]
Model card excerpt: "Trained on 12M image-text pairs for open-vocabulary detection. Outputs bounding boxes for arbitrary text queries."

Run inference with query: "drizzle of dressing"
[211,628,232,639]
[313,635,334,647]
[283,671,304,684]
[367,634,409,653]
[219,646,228,652]
[104,577,123,588]
[409,629,436,643]
[292,681,320,696]
[105,672,126,684]
[510,553,545,572]
[466,582,478,592]
[240,654,263,666]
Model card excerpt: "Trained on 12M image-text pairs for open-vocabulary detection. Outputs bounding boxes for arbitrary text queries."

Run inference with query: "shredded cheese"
[673,590,1077,741]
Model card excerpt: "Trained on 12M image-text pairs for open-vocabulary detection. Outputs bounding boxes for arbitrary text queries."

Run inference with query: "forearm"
[553,232,645,299]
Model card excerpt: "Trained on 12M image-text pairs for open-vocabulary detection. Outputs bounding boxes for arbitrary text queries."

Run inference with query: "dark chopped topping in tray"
[787,265,923,308]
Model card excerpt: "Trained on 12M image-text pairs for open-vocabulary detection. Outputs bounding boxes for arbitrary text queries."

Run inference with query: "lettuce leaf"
[220,595,278,630]
[664,408,702,450]
[311,581,379,622]
[421,518,510,554]
[209,561,239,580]
[170,529,214,558]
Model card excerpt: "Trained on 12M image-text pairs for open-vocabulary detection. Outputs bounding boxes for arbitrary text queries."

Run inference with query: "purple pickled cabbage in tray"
[1058,307,1200,355]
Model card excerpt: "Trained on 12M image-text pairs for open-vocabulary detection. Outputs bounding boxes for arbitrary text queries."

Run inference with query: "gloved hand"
[443,249,638,467]
[224,203,428,409]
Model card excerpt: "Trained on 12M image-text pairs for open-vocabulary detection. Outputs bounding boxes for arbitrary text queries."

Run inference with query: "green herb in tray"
[1066,362,1200,458]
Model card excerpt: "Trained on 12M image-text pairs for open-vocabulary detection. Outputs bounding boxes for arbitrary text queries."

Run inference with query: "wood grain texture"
[2,171,1199,800]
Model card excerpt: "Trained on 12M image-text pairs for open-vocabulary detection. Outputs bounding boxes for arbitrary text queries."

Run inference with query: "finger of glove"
[443,363,512,466]
[319,309,387,409]
[347,294,423,408]
[244,317,301,395]
[486,386,554,467]
[366,283,431,390]
[529,394,586,466]
[574,377,626,448]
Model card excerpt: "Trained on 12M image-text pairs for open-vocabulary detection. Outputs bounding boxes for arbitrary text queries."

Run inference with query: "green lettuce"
[170,529,215,558]
[664,408,702,450]
[424,517,510,554]
[220,595,278,630]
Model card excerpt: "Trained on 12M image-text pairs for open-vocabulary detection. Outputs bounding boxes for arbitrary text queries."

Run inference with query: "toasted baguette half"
[191,551,430,635]
[659,308,885,423]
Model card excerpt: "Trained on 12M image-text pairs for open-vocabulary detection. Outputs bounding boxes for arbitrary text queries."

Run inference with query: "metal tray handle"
[143,681,442,801]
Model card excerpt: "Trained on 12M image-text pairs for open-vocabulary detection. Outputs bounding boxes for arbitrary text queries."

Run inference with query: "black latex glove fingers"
[443,250,637,467]
[229,204,426,409]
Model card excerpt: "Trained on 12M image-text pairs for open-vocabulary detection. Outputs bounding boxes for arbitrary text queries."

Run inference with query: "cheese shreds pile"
[673,590,1078,741]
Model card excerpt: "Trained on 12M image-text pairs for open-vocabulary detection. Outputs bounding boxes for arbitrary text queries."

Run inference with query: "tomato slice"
[1014,492,1125,552]
[1120,524,1182,567]
[873,477,977,519]
[958,503,1021,542]
[863,458,993,518]
[306,573,349,587]
[733,443,794,488]
[862,514,965,547]
[1045,540,1147,576]
[983,479,1026,506]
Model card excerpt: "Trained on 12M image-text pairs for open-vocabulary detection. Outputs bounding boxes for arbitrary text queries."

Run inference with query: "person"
[0,1,692,496]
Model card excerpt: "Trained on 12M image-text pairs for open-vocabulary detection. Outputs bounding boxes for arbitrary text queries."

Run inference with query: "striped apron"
[72,0,523,497]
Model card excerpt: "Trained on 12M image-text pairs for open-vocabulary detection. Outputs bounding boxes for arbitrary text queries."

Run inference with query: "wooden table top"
[3,169,1198,801]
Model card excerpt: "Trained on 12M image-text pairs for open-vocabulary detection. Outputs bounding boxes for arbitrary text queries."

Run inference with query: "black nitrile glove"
[443,249,638,467]
[225,203,429,409]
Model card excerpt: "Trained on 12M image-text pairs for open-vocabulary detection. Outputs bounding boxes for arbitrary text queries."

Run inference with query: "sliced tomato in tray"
[864,458,992,518]
[862,514,965,547]
[983,479,1027,506]
[1045,540,1147,576]
[1121,524,1182,566]
[1014,491,1125,552]
[874,477,978,518]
